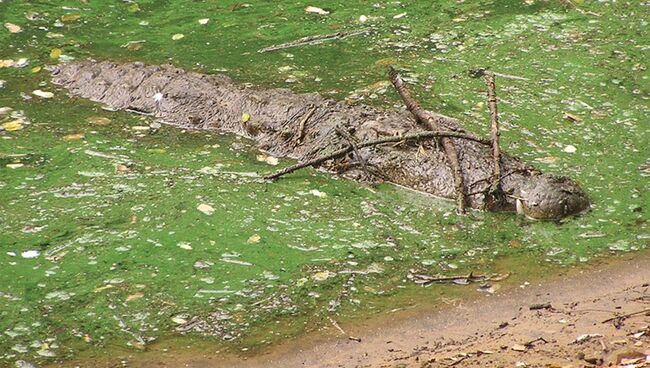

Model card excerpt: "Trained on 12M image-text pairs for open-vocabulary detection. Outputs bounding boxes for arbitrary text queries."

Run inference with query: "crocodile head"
[515,174,590,220]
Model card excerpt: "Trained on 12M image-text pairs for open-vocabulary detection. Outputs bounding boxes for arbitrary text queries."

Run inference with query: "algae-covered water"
[0,0,648,365]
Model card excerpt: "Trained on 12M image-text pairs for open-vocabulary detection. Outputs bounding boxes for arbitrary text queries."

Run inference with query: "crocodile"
[50,60,590,220]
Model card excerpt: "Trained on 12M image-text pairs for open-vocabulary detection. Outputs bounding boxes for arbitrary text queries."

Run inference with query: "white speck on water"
[21,250,40,258]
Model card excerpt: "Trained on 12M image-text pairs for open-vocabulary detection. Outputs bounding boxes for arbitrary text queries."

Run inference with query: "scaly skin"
[49,60,590,219]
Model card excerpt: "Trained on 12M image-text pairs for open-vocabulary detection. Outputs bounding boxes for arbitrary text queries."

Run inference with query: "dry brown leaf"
[4,23,22,33]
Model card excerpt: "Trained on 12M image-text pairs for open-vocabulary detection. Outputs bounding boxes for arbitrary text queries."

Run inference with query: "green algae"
[0,0,648,365]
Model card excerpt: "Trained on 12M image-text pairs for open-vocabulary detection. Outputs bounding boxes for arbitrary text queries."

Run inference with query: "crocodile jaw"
[517,174,590,220]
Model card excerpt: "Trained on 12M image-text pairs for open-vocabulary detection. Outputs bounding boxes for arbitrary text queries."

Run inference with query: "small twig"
[560,0,601,16]
[529,302,553,310]
[264,130,488,180]
[335,126,368,173]
[328,316,346,335]
[524,336,549,347]
[292,106,317,146]
[413,272,487,286]
[601,308,650,324]
[258,29,370,53]
[449,354,471,367]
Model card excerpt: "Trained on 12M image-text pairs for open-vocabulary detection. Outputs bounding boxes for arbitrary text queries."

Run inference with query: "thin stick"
[335,126,368,173]
[328,316,346,335]
[412,272,487,285]
[258,29,369,53]
[601,308,650,324]
[388,66,467,214]
[264,130,488,180]
[560,0,601,16]
[293,106,316,145]
[485,72,502,192]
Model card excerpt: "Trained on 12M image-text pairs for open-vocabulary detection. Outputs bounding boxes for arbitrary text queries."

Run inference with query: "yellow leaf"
[50,48,62,59]
[128,3,141,13]
[172,33,184,40]
[247,234,261,244]
[31,66,41,73]
[241,112,250,122]
[61,14,81,22]
[63,133,84,141]
[1,120,24,132]
[0,59,15,68]
[4,23,22,33]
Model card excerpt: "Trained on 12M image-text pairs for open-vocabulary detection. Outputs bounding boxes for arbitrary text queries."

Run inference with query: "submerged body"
[50,60,589,219]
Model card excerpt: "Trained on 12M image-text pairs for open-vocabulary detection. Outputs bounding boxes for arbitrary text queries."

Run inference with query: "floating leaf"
[4,23,22,33]
[171,316,187,324]
[33,90,54,98]
[14,58,29,68]
[121,40,145,51]
[63,133,84,141]
[2,120,24,131]
[60,14,81,22]
[309,189,327,198]
[21,250,40,258]
[50,48,62,59]
[178,241,193,250]
[563,112,583,122]
[31,66,41,73]
[256,154,278,166]
[87,116,111,125]
[125,293,144,302]
[197,203,215,215]
[563,145,577,153]
[312,270,335,281]
[305,6,329,15]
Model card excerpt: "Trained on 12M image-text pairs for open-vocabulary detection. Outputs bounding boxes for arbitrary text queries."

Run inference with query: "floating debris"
[197,203,215,215]
[305,6,329,15]
[32,90,54,99]
[20,250,40,258]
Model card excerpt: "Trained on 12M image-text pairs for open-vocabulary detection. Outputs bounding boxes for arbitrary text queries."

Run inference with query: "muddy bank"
[50,60,589,219]
[42,251,650,368]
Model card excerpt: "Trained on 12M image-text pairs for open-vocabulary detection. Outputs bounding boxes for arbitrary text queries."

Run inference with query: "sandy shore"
[45,250,650,368]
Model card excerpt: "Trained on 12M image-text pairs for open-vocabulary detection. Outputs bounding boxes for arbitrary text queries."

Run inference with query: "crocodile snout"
[516,174,590,220]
